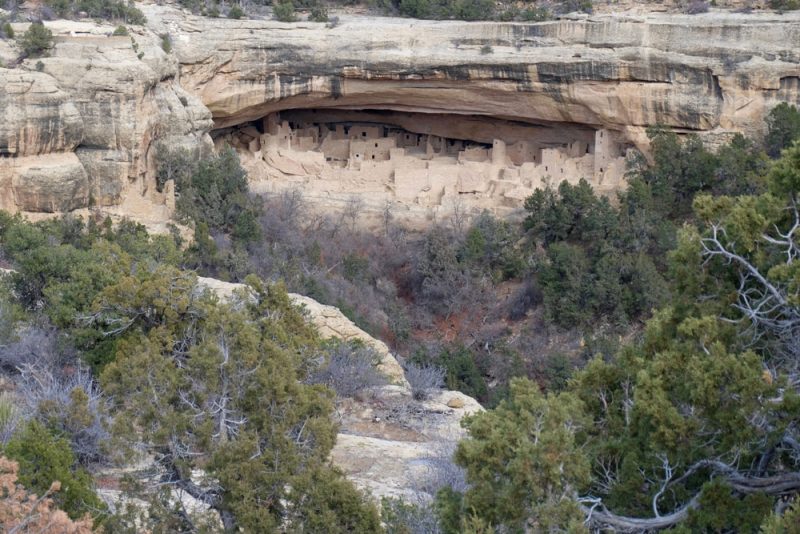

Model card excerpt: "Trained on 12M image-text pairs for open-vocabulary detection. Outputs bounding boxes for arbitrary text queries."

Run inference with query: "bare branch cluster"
[700,203,800,372]
[404,362,446,401]
[306,343,388,398]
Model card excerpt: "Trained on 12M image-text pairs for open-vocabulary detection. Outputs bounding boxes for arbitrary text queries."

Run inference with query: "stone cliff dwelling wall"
[213,109,632,226]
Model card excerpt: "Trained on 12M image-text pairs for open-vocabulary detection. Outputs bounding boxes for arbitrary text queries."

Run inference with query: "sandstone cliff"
[1,7,798,220]
[0,19,212,223]
[156,7,800,147]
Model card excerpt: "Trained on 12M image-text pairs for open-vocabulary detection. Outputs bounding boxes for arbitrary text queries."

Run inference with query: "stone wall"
[217,110,629,226]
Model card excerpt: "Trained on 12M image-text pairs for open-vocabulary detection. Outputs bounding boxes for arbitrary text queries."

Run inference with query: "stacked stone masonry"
[218,110,630,226]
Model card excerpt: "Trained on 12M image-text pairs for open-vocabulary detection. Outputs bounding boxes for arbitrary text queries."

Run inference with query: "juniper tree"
[98,273,381,531]
[443,141,800,531]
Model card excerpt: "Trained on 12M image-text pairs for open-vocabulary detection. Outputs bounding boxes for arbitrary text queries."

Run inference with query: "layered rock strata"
[157,7,800,146]
[0,20,211,220]
[1,7,799,222]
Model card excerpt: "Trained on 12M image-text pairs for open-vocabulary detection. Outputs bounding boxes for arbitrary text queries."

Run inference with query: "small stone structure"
[217,111,631,227]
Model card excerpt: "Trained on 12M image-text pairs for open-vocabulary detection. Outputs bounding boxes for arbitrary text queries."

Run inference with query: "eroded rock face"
[289,293,409,386]
[156,7,800,148]
[10,154,89,212]
[163,6,799,226]
[0,20,212,216]
[2,7,798,223]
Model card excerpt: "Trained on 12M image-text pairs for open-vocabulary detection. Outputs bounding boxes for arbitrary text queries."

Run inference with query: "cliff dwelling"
[213,109,634,226]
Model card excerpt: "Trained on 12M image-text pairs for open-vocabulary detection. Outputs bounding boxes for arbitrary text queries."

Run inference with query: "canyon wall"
[155,7,800,145]
[0,19,212,227]
[1,7,799,222]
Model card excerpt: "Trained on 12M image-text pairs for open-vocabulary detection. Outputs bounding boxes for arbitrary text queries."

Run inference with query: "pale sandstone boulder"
[289,293,409,387]
[6,154,89,212]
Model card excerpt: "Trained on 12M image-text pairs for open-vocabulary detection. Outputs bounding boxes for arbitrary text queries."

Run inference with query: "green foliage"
[412,344,488,401]
[341,252,370,283]
[397,0,434,18]
[155,144,196,193]
[0,393,19,441]
[713,132,769,195]
[524,179,617,246]
[283,465,383,532]
[455,143,800,529]
[273,0,297,20]
[520,5,551,20]
[98,272,380,530]
[462,211,524,281]
[228,4,245,18]
[766,103,800,158]
[19,21,53,57]
[2,21,15,39]
[382,497,439,533]
[769,0,800,9]
[683,480,772,532]
[525,179,669,328]
[395,0,496,19]
[389,0,580,19]
[760,501,800,533]
[451,0,494,20]
[46,0,146,23]
[447,378,590,531]
[436,345,488,401]
[112,24,128,35]
[309,2,329,21]
[0,214,184,369]
[175,146,247,227]
[176,0,203,12]
[174,146,262,249]
[4,420,105,522]
[413,226,469,315]
[638,126,720,218]
[159,33,171,53]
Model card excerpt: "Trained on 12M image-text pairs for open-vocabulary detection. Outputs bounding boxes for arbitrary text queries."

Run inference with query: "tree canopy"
[439,141,800,531]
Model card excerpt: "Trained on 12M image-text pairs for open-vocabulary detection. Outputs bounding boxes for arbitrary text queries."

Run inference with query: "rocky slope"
[195,276,482,501]
[1,7,799,220]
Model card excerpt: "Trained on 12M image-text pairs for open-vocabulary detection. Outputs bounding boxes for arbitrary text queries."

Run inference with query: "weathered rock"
[156,7,800,149]
[332,386,483,501]
[9,154,89,212]
[447,396,466,409]
[289,293,409,386]
[0,20,212,217]
[3,7,798,224]
[0,70,83,158]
